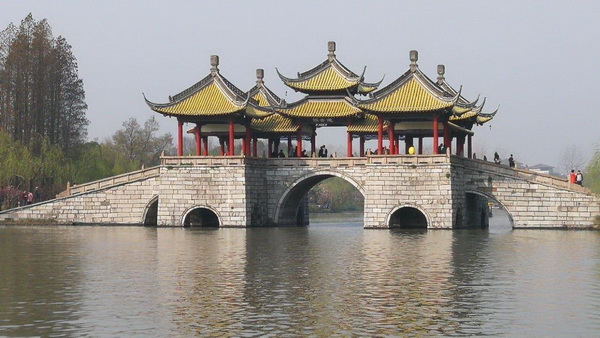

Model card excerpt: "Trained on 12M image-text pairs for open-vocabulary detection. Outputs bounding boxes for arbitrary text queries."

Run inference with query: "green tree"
[585,147,600,194]
[0,14,88,153]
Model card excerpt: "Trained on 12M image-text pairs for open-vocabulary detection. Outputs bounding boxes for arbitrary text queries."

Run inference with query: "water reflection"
[1,215,600,336]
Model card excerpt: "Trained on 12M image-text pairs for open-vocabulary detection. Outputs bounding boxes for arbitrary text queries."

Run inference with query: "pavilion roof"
[276,95,362,119]
[276,41,382,95]
[246,69,283,108]
[347,113,390,133]
[358,51,460,114]
[251,114,302,134]
[145,55,267,119]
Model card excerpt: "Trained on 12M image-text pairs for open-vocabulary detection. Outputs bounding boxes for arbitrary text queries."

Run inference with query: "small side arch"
[181,205,221,227]
[142,195,159,226]
[386,204,430,229]
[465,190,515,227]
[274,170,365,225]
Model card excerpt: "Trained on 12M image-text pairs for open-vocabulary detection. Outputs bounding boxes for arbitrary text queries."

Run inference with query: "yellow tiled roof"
[476,115,493,124]
[449,110,478,121]
[251,114,299,133]
[359,78,453,113]
[279,98,361,118]
[347,114,389,133]
[150,82,244,116]
[284,67,357,92]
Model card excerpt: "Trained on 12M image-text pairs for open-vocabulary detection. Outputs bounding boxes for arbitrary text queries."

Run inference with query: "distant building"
[529,164,556,176]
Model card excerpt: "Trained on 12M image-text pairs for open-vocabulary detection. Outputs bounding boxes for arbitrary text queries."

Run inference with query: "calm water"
[1,210,600,336]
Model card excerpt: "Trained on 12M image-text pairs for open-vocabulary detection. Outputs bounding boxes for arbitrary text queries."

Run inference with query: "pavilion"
[145,42,497,158]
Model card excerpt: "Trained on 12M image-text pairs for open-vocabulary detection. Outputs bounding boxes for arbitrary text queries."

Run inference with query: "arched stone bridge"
[2,155,599,229]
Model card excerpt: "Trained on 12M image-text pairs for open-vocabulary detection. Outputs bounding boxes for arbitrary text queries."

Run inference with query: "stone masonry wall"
[457,158,600,228]
[156,165,247,226]
[0,177,159,224]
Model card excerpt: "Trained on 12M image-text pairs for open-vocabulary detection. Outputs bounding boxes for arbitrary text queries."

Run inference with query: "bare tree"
[558,144,586,175]
[108,116,173,166]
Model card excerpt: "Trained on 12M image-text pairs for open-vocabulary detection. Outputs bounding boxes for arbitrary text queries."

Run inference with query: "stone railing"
[455,156,592,194]
[57,166,161,198]
[161,155,450,168]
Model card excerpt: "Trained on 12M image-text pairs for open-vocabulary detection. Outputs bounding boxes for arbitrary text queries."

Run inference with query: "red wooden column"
[377,115,383,154]
[177,120,184,156]
[443,121,450,153]
[359,135,365,157]
[228,118,235,156]
[252,137,258,157]
[395,135,400,155]
[202,136,208,156]
[267,139,273,158]
[194,125,202,156]
[405,137,413,154]
[467,135,472,159]
[296,126,303,157]
[456,136,463,156]
[433,116,439,154]
[418,137,423,154]
[311,130,316,156]
[287,136,292,156]
[347,131,353,157]
[387,122,395,155]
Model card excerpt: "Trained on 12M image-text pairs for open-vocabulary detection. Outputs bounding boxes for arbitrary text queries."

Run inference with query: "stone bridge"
[1,155,598,229]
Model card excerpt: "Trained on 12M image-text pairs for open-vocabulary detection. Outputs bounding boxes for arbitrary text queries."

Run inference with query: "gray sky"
[2,1,599,168]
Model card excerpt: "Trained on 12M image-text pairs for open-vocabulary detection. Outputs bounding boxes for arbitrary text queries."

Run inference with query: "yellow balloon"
[408,146,415,155]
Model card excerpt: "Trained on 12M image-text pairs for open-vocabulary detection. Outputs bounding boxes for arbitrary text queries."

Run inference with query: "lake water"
[1,210,599,336]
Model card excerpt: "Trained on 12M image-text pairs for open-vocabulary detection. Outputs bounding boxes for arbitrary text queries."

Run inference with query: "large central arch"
[275,170,365,226]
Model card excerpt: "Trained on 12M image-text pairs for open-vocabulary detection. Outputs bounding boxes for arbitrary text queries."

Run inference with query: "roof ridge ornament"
[210,55,219,74]
[409,50,418,72]
[437,64,445,84]
[256,68,264,85]
[327,41,336,60]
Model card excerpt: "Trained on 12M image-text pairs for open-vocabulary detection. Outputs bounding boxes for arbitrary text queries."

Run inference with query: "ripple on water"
[0,221,599,336]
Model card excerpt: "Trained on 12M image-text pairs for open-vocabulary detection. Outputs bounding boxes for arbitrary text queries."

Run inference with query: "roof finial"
[328,41,336,59]
[409,50,418,72]
[437,64,445,84]
[256,68,264,84]
[210,55,219,73]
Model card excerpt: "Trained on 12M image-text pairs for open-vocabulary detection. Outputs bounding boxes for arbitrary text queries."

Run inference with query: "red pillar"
[219,137,225,156]
[468,135,472,159]
[268,139,273,158]
[433,116,439,154]
[287,136,292,156]
[202,136,208,156]
[177,120,184,156]
[359,135,365,157]
[395,135,400,155]
[387,122,394,155]
[418,137,423,154]
[296,126,303,157]
[253,137,258,157]
[377,115,383,154]
[228,118,235,156]
[194,125,201,156]
[347,131,353,157]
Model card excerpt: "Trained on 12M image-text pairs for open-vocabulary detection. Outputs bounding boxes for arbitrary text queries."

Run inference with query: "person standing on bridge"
[569,170,576,184]
[508,154,515,168]
[576,170,583,186]
[494,152,501,164]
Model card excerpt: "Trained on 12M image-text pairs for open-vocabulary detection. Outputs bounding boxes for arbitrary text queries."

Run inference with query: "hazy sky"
[2,1,599,168]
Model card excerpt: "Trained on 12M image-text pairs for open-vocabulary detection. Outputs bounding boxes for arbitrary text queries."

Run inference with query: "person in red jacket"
[569,170,576,184]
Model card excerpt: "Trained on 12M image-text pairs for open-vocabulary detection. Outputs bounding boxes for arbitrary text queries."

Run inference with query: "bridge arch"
[274,170,365,226]
[181,205,221,227]
[386,204,430,229]
[465,190,515,227]
[142,195,159,226]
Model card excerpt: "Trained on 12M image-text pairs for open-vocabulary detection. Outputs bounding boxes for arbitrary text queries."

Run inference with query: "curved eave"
[347,114,390,133]
[246,101,275,119]
[476,105,499,125]
[447,122,474,136]
[276,97,362,118]
[144,72,248,117]
[277,66,360,93]
[358,75,457,113]
[449,110,478,121]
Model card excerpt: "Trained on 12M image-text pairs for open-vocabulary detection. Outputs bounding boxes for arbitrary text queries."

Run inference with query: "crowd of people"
[0,186,41,210]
